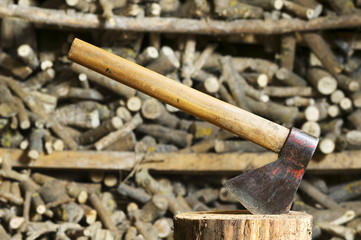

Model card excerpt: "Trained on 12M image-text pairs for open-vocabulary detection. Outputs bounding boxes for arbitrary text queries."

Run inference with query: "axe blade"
[224,128,319,215]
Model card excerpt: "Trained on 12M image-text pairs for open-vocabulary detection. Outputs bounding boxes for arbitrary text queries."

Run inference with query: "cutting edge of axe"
[67,38,319,215]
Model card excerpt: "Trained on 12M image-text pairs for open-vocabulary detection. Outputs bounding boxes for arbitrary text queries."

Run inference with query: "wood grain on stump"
[174,210,312,240]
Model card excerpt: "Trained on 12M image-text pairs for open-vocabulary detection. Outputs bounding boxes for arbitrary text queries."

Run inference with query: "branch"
[1,4,361,34]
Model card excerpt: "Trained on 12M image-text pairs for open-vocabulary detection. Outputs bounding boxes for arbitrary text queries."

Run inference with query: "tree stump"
[174,210,312,240]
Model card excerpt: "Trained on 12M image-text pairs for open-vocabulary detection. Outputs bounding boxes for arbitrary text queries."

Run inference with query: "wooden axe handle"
[68,38,289,153]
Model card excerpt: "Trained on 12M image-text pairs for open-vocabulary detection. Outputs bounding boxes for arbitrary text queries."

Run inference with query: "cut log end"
[349,81,360,92]
[36,204,47,215]
[204,77,220,93]
[301,121,321,138]
[274,0,284,10]
[127,96,142,112]
[318,77,337,95]
[111,117,123,129]
[319,138,335,154]
[17,44,32,57]
[340,98,352,111]
[9,216,25,230]
[174,210,312,240]
[306,9,315,20]
[78,191,88,204]
[141,99,162,119]
[28,150,40,160]
[146,47,159,59]
[257,74,268,87]
[305,105,319,122]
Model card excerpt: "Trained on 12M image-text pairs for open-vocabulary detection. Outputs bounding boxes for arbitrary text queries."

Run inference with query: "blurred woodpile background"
[1,0,361,239]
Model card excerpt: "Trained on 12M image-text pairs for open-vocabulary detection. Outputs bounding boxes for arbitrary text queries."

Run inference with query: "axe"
[68,38,319,215]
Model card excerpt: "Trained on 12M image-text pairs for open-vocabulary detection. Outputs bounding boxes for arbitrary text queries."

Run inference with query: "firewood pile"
[1,0,361,239]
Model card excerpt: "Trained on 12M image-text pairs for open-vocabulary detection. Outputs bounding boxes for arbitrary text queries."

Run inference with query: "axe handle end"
[68,38,289,153]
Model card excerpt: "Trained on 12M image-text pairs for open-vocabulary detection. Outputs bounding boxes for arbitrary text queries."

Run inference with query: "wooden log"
[285,96,314,107]
[17,44,39,70]
[220,56,249,110]
[0,50,32,80]
[136,124,192,148]
[116,106,132,122]
[339,97,353,113]
[2,76,78,149]
[320,118,344,136]
[328,179,361,202]
[348,109,361,130]
[39,180,71,208]
[263,86,315,97]
[214,0,263,20]
[66,87,104,101]
[181,36,196,83]
[195,76,220,94]
[138,193,168,222]
[54,104,100,129]
[146,46,180,75]
[56,202,84,223]
[174,210,312,240]
[299,179,340,209]
[304,100,329,122]
[117,182,151,204]
[126,96,142,112]
[89,193,119,237]
[324,0,357,15]
[241,73,268,88]
[283,1,314,19]
[141,98,179,128]
[20,180,46,215]
[238,0,283,10]
[105,132,136,151]
[22,68,55,91]
[0,84,18,118]
[215,140,267,153]
[350,91,361,108]
[319,133,337,155]
[246,97,299,126]
[27,128,45,160]
[65,182,88,204]
[94,113,143,151]
[279,33,296,71]
[302,32,343,75]
[335,74,360,93]
[154,217,173,239]
[307,68,337,95]
[103,173,118,187]
[71,63,136,98]
[318,222,356,240]
[292,0,322,17]
[14,97,30,130]
[275,67,307,86]
[136,46,159,66]
[78,117,123,145]
[135,220,158,240]
[330,90,345,104]
[78,72,90,89]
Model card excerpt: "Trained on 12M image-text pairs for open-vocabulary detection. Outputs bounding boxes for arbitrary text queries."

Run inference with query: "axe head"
[224,128,318,215]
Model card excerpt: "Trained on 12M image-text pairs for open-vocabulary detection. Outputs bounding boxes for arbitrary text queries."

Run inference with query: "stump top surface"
[175,210,312,220]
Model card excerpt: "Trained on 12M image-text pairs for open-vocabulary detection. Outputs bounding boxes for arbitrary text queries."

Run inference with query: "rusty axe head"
[224,128,318,215]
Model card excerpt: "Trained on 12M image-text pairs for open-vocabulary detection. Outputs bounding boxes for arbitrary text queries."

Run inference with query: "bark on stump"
[174,210,312,240]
